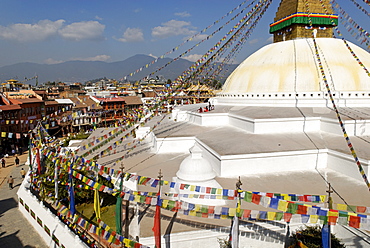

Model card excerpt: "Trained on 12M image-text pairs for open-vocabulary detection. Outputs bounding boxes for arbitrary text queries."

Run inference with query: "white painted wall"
[17,176,88,248]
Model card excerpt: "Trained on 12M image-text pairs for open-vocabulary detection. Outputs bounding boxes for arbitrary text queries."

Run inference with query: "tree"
[287,225,345,248]
[217,237,231,248]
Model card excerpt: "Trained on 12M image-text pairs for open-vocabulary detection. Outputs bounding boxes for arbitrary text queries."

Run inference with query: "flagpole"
[54,159,59,204]
[231,176,242,248]
[326,183,333,248]
[120,163,131,240]
[153,169,163,248]
[117,162,124,248]
[158,169,163,248]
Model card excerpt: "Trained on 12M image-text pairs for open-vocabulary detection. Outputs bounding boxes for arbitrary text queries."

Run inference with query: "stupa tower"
[270,0,338,42]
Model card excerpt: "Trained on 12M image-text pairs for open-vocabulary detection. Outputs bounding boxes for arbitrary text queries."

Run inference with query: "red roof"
[95,97,126,103]
[9,98,43,104]
[0,105,22,111]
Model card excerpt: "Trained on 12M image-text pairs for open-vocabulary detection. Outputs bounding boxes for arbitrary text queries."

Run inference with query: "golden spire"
[270,0,338,43]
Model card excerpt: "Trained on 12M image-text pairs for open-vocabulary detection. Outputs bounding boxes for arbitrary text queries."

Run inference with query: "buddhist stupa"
[81,0,370,247]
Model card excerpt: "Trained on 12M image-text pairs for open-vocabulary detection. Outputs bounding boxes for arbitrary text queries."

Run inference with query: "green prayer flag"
[244,192,252,202]
[287,203,297,214]
[275,212,283,221]
[319,215,328,224]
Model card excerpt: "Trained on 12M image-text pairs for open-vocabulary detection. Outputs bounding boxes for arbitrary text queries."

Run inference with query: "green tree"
[287,225,345,248]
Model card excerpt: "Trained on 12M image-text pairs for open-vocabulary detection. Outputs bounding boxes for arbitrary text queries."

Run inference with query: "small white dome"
[176,144,216,182]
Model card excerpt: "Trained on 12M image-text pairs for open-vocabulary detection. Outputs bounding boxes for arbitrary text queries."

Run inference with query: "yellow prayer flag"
[162,200,169,208]
[277,201,288,212]
[310,215,319,224]
[1,132,6,137]
[190,185,195,191]
[267,212,276,220]
[107,233,114,243]
[335,203,346,210]
[282,194,289,200]
[216,188,222,195]
[189,211,196,216]
[194,204,200,212]
[320,195,326,202]
[328,211,339,217]
[134,195,140,203]
[94,190,101,220]
[229,208,236,217]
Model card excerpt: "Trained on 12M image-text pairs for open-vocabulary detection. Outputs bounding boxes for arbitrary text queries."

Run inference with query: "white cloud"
[59,21,105,41]
[71,54,111,62]
[266,36,273,43]
[44,58,64,64]
[134,8,142,13]
[95,16,103,21]
[148,54,157,58]
[0,19,105,42]
[182,54,203,62]
[188,33,208,41]
[117,27,144,42]
[175,11,191,17]
[248,38,259,45]
[0,19,64,42]
[152,20,196,39]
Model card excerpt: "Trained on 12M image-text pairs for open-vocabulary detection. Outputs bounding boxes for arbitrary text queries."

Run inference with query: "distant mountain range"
[0,54,238,84]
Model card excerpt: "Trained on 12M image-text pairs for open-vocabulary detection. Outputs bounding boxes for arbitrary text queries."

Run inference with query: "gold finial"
[120,161,125,178]
[236,176,242,191]
[158,169,163,180]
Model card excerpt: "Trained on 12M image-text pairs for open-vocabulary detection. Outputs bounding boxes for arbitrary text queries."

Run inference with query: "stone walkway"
[0,153,47,248]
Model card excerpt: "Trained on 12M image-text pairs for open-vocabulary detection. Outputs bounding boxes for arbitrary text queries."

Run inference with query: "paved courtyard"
[0,152,47,248]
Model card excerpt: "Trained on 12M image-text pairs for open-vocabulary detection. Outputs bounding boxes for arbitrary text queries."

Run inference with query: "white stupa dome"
[222,38,370,94]
[176,144,216,182]
[174,144,225,205]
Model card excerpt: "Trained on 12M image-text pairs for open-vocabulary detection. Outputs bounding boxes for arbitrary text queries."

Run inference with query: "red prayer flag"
[206,187,211,194]
[243,209,251,218]
[152,204,161,248]
[349,216,360,229]
[357,206,366,213]
[328,216,338,225]
[252,194,261,205]
[297,205,307,215]
[284,213,292,222]
[36,148,41,174]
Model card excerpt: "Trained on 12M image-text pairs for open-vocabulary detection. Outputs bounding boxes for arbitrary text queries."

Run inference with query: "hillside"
[0,54,237,84]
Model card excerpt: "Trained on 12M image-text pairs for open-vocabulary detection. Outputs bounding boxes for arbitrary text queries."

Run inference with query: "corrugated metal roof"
[55,99,74,104]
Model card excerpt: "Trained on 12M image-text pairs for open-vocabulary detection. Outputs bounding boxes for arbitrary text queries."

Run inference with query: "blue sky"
[0,0,368,69]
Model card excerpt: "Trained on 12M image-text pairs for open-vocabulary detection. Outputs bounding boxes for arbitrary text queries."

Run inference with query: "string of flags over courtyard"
[24,0,370,247]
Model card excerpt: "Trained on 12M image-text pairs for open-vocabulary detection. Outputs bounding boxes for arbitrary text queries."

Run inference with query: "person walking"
[20,168,26,179]
[1,157,5,168]
[7,176,14,189]
[15,156,20,166]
